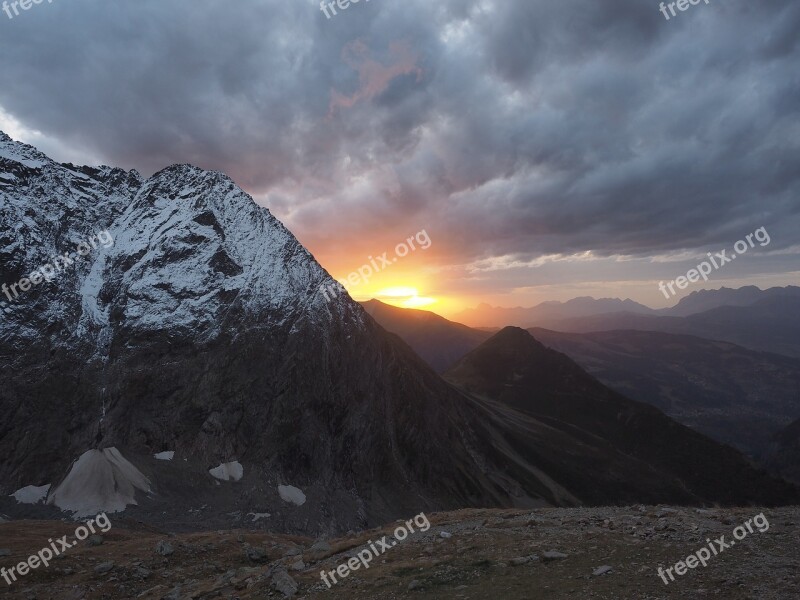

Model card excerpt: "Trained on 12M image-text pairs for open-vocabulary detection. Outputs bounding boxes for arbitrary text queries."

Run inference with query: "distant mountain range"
[529,328,800,460]
[444,327,796,505]
[453,297,655,328]
[547,295,800,358]
[662,285,800,317]
[453,287,800,350]
[363,298,800,465]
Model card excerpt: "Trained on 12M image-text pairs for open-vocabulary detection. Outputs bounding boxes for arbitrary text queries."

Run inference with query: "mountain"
[0,131,533,533]
[661,285,800,317]
[529,328,800,459]
[444,327,797,505]
[363,301,800,461]
[547,296,800,358]
[766,418,800,484]
[361,299,491,372]
[452,287,800,354]
[0,132,795,534]
[453,297,655,328]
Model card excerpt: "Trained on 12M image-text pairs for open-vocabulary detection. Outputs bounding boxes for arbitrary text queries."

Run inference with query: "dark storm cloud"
[0,0,798,278]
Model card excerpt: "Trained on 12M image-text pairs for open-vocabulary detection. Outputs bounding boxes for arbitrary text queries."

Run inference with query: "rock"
[290,560,305,571]
[137,585,165,598]
[245,545,268,562]
[214,570,236,589]
[283,545,303,557]
[155,540,175,556]
[271,567,298,597]
[408,579,423,590]
[305,540,331,561]
[542,551,568,562]
[593,565,613,576]
[0,549,10,557]
[134,567,151,579]
[163,585,181,600]
[510,556,532,566]
[94,562,114,574]
[440,531,452,539]
[310,540,331,553]
[87,535,104,547]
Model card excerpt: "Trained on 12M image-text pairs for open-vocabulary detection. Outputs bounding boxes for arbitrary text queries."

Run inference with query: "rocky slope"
[0,506,797,599]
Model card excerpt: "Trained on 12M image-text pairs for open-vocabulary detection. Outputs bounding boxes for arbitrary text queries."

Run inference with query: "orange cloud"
[329,40,423,115]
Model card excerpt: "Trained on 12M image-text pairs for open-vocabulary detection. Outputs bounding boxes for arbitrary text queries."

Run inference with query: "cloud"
[328,40,423,114]
[0,0,797,306]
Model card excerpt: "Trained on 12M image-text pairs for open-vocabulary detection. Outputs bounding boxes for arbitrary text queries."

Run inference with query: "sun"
[373,287,437,309]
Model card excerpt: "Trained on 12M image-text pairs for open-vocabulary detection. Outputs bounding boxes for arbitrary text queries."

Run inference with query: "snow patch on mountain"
[47,448,152,518]
[248,512,271,522]
[75,163,365,340]
[11,484,51,504]
[278,485,306,506]
[209,461,244,482]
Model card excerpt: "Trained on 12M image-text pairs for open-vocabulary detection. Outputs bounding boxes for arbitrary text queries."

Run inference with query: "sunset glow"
[352,286,438,309]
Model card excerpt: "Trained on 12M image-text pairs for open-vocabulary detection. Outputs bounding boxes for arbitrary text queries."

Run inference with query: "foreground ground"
[0,506,797,599]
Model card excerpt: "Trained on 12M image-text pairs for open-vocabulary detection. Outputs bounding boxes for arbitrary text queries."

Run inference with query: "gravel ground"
[0,506,797,599]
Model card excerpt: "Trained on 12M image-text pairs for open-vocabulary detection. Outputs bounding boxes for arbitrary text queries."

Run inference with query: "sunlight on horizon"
[351,285,439,310]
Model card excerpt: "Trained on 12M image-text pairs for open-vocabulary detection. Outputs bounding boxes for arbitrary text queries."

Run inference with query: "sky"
[0,0,798,317]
